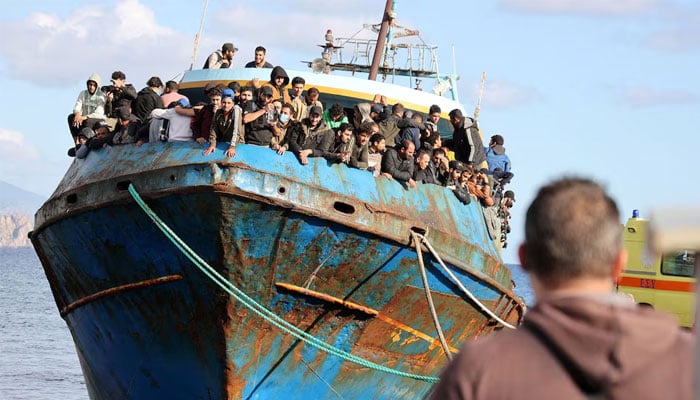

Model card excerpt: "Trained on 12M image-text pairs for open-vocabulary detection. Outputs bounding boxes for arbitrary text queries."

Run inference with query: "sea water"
[0,247,85,400]
[0,247,534,399]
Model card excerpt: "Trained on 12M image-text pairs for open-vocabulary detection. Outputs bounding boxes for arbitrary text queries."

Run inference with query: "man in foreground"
[430,177,693,400]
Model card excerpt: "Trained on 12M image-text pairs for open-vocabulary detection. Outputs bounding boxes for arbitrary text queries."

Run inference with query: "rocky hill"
[0,181,45,247]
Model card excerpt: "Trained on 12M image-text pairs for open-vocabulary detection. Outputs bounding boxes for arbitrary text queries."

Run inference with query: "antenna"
[189,0,210,71]
[474,71,486,121]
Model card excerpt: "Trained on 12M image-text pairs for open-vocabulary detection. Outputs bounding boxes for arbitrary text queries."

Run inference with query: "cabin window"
[660,251,696,277]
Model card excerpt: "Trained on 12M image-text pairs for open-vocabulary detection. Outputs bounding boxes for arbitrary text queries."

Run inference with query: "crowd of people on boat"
[66,43,516,249]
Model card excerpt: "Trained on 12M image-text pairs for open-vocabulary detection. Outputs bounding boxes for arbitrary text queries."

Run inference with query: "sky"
[0,0,698,263]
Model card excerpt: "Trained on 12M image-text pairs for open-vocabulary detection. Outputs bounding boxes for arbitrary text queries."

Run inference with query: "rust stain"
[59,275,183,317]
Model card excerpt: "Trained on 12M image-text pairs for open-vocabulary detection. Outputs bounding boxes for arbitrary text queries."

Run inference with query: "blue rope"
[127,184,439,383]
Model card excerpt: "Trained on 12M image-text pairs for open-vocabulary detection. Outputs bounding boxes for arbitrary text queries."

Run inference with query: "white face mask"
[278,114,290,123]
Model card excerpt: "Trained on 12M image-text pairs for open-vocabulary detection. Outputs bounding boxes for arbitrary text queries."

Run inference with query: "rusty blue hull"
[31,140,524,398]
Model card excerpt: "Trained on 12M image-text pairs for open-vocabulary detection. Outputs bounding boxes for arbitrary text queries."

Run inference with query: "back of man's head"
[523,177,622,286]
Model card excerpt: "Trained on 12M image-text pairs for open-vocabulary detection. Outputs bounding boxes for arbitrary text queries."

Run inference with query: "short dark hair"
[358,121,375,135]
[240,85,255,94]
[307,87,320,96]
[255,46,266,53]
[433,147,446,157]
[147,76,163,88]
[291,76,305,86]
[329,103,345,119]
[165,80,178,90]
[429,104,441,115]
[338,122,353,132]
[369,133,385,146]
[111,71,126,80]
[524,178,622,286]
[448,108,463,119]
[228,81,241,92]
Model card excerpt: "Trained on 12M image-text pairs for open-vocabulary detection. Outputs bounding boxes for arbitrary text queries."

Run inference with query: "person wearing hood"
[68,73,106,145]
[261,66,291,105]
[429,177,693,400]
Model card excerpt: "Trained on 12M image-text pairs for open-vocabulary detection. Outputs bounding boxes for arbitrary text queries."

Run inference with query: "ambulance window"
[660,251,695,277]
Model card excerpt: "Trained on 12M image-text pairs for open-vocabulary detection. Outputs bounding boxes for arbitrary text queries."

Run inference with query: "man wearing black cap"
[449,108,486,168]
[204,42,237,69]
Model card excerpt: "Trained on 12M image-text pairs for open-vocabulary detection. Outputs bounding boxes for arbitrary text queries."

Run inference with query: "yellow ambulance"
[617,211,696,328]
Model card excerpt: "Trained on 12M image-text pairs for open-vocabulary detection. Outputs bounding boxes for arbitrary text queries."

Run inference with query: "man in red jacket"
[430,177,693,400]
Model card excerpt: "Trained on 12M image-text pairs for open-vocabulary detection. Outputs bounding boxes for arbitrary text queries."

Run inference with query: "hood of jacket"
[525,293,684,390]
[87,73,102,88]
[355,103,372,124]
[491,144,505,155]
[269,66,289,87]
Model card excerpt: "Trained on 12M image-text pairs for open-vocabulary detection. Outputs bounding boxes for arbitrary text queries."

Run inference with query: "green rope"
[127,184,439,383]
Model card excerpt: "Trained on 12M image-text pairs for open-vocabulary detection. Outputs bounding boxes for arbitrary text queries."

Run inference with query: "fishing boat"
[30,2,525,398]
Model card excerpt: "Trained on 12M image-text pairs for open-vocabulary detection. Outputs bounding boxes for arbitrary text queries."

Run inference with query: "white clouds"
[0,128,68,197]
[501,0,660,16]
[647,27,700,52]
[619,86,698,107]
[0,129,39,159]
[0,0,188,87]
[480,81,540,109]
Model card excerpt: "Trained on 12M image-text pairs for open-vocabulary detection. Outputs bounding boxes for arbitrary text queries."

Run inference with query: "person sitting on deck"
[244,46,274,68]
[380,139,416,189]
[203,42,237,69]
[104,70,137,120]
[485,134,514,187]
[132,76,165,146]
[285,105,333,165]
[111,106,140,145]
[160,80,188,107]
[149,98,195,143]
[68,73,106,148]
[203,89,239,158]
[430,177,693,400]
